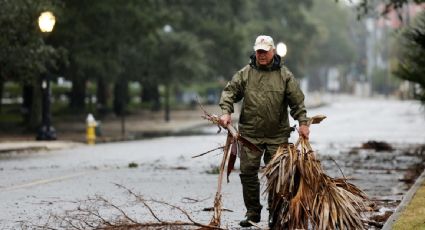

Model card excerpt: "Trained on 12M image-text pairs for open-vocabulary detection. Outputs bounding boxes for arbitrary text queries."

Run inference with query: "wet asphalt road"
[1,96,424,229]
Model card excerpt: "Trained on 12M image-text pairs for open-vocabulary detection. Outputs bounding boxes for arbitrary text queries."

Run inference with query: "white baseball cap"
[253,35,275,51]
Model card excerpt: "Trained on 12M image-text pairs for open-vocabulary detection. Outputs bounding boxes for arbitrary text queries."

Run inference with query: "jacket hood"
[249,53,281,71]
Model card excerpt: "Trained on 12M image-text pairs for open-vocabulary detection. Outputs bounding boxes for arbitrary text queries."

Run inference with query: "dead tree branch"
[21,184,227,230]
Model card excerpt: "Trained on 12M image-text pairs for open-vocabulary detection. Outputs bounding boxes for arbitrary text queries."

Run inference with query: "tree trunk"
[96,78,109,116]
[26,80,41,131]
[113,79,129,116]
[0,78,3,112]
[164,82,170,122]
[70,76,86,111]
[22,83,33,126]
[114,79,128,138]
[141,80,160,111]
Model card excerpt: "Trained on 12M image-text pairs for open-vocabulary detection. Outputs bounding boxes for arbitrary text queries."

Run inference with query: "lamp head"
[276,42,287,58]
[38,11,56,33]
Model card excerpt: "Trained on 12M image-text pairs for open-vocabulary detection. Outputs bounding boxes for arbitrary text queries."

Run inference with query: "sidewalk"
[0,105,223,152]
[55,105,223,143]
[0,94,327,146]
[0,141,83,153]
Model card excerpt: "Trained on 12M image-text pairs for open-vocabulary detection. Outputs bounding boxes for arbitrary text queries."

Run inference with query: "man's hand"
[299,124,310,139]
[219,114,232,127]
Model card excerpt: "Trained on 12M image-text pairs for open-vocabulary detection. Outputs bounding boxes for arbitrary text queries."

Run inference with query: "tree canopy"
[340,0,425,19]
[0,0,374,126]
[395,11,425,102]
[0,0,63,84]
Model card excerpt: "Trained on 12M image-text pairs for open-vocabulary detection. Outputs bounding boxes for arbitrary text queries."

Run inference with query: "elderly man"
[219,35,310,227]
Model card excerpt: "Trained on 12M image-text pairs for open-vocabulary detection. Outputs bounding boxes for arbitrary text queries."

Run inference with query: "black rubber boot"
[240,173,262,214]
[239,173,262,227]
[268,215,275,228]
[268,192,275,228]
[268,208,275,228]
[239,214,261,227]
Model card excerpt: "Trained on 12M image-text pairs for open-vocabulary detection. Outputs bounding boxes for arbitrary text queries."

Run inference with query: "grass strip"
[393,181,425,229]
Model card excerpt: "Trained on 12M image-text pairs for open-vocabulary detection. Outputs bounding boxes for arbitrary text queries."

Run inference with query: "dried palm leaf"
[209,192,222,227]
[208,134,232,227]
[199,105,262,154]
[199,105,265,227]
[226,139,238,183]
[263,116,370,230]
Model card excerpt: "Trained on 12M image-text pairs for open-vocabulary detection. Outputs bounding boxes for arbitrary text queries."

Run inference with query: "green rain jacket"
[219,54,309,144]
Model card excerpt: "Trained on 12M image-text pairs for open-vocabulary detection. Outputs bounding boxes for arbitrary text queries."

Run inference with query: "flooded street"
[0,96,424,229]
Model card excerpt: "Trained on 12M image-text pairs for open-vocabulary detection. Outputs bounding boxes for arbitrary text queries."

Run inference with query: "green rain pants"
[239,143,280,218]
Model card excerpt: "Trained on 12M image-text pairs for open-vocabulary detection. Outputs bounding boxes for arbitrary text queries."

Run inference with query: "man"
[219,35,310,227]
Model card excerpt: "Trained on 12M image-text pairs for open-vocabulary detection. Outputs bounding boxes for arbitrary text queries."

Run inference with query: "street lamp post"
[36,11,57,141]
[163,25,173,122]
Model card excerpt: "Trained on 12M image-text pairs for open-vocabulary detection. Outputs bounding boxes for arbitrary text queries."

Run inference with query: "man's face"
[255,49,275,66]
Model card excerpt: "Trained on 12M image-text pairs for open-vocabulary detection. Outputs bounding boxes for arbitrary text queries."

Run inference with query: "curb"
[382,168,425,229]
[0,141,83,154]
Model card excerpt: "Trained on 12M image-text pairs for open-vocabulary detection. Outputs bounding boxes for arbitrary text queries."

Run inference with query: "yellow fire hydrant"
[86,113,97,145]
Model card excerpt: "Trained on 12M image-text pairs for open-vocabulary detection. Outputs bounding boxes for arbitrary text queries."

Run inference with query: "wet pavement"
[0,96,424,229]
[321,144,425,228]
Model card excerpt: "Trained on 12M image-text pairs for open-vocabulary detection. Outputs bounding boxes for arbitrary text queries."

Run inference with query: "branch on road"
[20,184,226,230]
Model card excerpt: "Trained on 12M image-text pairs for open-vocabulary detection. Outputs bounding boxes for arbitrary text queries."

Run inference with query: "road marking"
[0,172,88,192]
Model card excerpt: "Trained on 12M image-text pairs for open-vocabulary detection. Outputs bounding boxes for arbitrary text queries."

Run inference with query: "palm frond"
[263,138,371,229]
